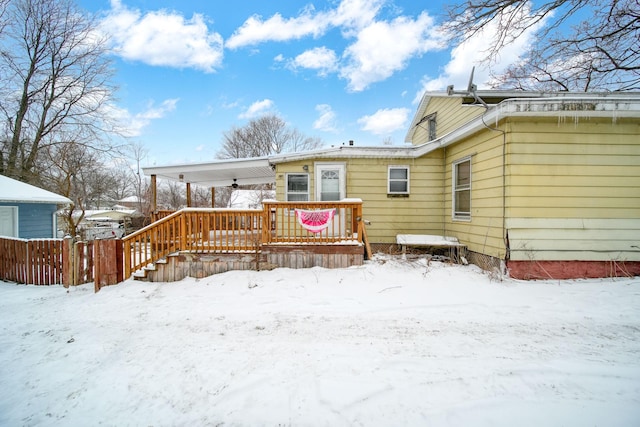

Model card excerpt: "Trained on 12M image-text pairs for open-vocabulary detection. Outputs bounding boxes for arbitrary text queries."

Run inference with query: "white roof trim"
[143,94,640,185]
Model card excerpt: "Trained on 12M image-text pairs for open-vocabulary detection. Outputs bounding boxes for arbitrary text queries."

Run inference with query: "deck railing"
[123,200,363,278]
[262,200,363,245]
[123,208,264,277]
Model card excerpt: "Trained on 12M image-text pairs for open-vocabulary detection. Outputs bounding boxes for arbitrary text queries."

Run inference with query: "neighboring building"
[0,175,71,239]
[143,91,640,279]
[117,195,141,209]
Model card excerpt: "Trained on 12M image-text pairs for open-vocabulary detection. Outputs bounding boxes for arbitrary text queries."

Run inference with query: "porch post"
[211,187,215,208]
[150,174,157,213]
[186,182,192,207]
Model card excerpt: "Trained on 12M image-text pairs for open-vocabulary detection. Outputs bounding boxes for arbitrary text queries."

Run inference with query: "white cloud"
[331,0,385,33]
[341,13,443,92]
[226,7,330,49]
[226,0,384,49]
[239,99,275,119]
[108,98,179,137]
[357,108,410,135]
[414,5,545,100]
[101,4,223,72]
[313,104,338,132]
[226,1,443,91]
[290,47,338,76]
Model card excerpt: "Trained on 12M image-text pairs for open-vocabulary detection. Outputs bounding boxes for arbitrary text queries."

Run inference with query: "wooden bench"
[396,234,466,263]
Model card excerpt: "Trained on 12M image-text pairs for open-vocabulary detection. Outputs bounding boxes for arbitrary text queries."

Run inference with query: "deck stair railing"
[123,200,364,278]
[123,208,263,277]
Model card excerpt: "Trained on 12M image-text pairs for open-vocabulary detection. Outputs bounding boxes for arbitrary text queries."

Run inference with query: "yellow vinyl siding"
[505,117,640,261]
[507,218,640,261]
[275,154,445,244]
[412,123,430,146]
[275,100,639,263]
[411,97,484,145]
[344,156,444,243]
[443,128,507,259]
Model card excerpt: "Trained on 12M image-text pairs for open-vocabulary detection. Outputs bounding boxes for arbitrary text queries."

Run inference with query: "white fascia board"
[142,156,271,175]
[269,145,417,164]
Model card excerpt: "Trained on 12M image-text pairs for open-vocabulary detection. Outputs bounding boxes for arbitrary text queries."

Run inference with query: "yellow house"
[268,91,640,279]
[143,91,640,279]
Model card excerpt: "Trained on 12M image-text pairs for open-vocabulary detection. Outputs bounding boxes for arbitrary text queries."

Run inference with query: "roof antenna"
[446,66,488,108]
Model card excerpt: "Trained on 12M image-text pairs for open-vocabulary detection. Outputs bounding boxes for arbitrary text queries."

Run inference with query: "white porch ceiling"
[142,157,275,188]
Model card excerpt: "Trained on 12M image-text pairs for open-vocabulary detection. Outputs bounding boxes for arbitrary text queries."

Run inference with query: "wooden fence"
[0,236,95,287]
[63,238,95,286]
[0,237,64,285]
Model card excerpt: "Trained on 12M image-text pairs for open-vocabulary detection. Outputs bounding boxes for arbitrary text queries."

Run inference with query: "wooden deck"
[123,200,366,279]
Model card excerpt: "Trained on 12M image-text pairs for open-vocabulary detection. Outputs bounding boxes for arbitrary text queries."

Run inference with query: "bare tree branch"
[448,0,640,91]
[217,113,324,159]
[0,0,118,182]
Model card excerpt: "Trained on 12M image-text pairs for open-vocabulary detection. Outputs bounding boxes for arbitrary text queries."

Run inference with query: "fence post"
[62,236,74,288]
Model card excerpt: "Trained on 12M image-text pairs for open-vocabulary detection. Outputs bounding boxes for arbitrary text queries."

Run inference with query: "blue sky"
[78,0,538,166]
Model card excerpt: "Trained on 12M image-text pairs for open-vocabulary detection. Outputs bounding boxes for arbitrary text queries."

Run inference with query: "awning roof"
[142,157,275,188]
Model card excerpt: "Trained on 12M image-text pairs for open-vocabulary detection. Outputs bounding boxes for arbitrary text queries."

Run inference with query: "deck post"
[355,203,363,243]
[211,187,215,208]
[150,174,157,213]
[261,202,271,245]
[186,182,192,207]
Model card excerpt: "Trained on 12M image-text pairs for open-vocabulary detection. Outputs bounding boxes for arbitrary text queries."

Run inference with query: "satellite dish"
[466,66,477,94]
[446,67,477,96]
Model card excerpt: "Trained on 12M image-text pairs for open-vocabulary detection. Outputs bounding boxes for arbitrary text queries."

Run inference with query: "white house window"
[388,166,410,194]
[286,173,309,201]
[453,158,471,220]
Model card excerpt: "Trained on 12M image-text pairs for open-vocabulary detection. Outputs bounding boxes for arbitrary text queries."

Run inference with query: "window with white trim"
[286,173,309,201]
[388,166,409,194]
[453,158,471,219]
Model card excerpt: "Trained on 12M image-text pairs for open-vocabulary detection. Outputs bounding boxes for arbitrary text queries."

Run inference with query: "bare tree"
[0,0,10,37]
[40,143,112,237]
[157,181,186,211]
[105,164,135,203]
[217,114,324,159]
[128,141,150,213]
[189,185,211,207]
[447,0,640,91]
[0,0,117,182]
[214,186,233,208]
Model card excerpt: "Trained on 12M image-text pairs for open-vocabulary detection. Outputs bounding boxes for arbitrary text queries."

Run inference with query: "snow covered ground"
[1,255,639,426]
